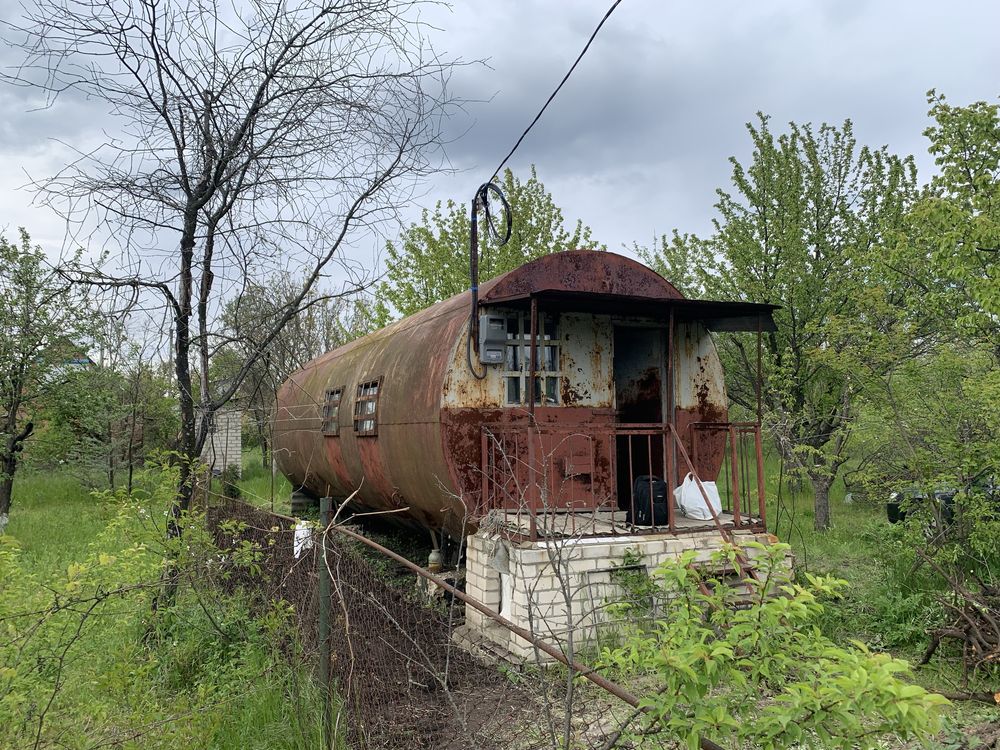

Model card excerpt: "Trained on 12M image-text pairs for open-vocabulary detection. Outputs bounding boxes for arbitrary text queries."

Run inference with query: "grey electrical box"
[479,314,506,365]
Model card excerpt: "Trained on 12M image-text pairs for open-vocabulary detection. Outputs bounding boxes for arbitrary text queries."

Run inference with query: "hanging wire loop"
[467,181,513,378]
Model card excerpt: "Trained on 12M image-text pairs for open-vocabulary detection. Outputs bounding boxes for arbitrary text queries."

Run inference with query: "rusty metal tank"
[273,251,770,535]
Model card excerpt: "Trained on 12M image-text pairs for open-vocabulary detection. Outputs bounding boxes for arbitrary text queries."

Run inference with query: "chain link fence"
[205,497,647,750]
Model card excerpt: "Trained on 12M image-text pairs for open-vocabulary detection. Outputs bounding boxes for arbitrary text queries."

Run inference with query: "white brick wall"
[201,408,242,476]
[464,529,776,661]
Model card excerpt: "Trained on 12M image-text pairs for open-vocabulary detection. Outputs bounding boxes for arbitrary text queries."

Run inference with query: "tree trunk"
[0,454,14,534]
[259,429,270,470]
[810,472,833,531]
[1,422,33,533]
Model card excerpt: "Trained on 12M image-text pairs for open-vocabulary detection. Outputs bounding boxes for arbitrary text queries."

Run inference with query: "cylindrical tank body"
[273,251,731,535]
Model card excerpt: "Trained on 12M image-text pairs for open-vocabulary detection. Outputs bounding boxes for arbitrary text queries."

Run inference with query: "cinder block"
[692,549,716,563]
[579,543,614,560]
[661,539,687,555]
[507,630,545,661]
[465,607,485,628]
[524,587,565,607]
[513,546,553,566]
[465,583,487,602]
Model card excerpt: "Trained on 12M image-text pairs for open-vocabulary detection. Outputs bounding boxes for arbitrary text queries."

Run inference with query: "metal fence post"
[318,496,332,748]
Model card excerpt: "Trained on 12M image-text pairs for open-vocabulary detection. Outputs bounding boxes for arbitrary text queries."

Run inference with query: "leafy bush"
[220,464,243,499]
[0,463,322,749]
[599,543,948,749]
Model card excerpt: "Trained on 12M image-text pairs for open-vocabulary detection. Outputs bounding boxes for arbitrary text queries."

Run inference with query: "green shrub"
[221,464,242,499]
[0,463,322,749]
[599,542,948,749]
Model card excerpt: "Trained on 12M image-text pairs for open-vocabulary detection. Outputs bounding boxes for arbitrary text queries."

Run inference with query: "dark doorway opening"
[613,326,666,510]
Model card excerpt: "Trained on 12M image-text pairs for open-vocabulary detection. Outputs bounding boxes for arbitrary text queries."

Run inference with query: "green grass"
[4,464,327,750]
[7,470,115,575]
[236,447,293,514]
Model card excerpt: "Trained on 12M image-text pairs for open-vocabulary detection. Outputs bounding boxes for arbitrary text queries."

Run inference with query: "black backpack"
[629,475,669,526]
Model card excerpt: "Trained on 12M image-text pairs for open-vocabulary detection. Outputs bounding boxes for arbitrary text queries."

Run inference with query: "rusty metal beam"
[729,424,741,526]
[528,296,538,422]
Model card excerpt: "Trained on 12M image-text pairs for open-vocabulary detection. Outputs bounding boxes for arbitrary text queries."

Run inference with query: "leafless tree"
[4,0,458,525]
[216,272,375,470]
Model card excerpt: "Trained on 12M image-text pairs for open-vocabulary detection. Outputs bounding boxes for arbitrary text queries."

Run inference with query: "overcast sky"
[2,0,999,266]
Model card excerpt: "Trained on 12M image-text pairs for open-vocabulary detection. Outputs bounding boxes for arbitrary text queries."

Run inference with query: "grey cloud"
[2,0,999,261]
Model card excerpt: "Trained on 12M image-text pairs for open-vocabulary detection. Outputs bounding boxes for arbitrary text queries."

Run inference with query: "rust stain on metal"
[482,251,684,303]
[272,250,761,536]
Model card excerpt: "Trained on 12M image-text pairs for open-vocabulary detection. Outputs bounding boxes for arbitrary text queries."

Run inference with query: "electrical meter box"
[478,314,506,365]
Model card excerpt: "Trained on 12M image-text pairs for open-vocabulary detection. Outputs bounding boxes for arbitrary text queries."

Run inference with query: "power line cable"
[466,0,624,377]
[491,0,625,178]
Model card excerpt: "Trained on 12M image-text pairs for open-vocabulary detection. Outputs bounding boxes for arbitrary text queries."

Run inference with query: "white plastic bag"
[293,520,314,558]
[672,472,723,521]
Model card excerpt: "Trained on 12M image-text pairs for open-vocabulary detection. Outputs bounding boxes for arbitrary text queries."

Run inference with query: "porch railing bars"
[479,421,767,542]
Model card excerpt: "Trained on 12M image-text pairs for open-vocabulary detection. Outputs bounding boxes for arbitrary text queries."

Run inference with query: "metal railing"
[690,422,767,531]
[478,421,767,541]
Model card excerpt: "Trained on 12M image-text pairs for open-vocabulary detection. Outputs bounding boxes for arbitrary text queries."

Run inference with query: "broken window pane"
[506,376,521,405]
[545,377,558,404]
[505,344,520,371]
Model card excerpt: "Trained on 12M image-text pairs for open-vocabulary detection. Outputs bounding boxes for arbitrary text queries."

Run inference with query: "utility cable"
[491,0,625,178]
[467,0,623,376]
[467,182,512,378]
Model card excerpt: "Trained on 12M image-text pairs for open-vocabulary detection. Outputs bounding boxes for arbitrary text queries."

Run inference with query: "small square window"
[542,312,559,340]
[501,311,561,406]
[353,378,382,436]
[545,376,558,404]
[321,387,343,436]
[542,345,558,371]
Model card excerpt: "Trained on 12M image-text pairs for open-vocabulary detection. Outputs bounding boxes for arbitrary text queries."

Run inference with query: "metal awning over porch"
[480,290,779,333]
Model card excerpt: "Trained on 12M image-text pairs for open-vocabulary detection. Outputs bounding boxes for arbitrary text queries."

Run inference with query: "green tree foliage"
[910,91,1000,347]
[641,116,918,530]
[850,94,1000,495]
[0,229,93,530]
[600,544,947,749]
[30,361,177,490]
[846,95,1000,671]
[853,94,1000,548]
[374,166,601,323]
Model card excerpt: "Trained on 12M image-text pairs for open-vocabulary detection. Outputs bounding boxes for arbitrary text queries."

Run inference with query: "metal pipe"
[527,431,538,541]
[755,425,766,529]
[528,296,538,421]
[647,434,654,528]
[481,428,490,515]
[756,315,763,425]
[627,435,635,528]
[318,497,333,749]
[729,424,741,527]
[666,308,676,489]
[666,427,675,533]
[469,193,481,355]
[330,523,725,750]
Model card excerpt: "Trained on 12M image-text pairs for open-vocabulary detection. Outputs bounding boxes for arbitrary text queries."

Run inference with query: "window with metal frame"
[320,387,344,435]
[353,377,382,436]
[502,312,560,406]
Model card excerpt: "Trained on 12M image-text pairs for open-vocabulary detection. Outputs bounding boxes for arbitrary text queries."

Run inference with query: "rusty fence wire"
[204,497,656,750]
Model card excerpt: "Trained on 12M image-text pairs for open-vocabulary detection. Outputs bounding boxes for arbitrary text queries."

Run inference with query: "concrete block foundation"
[464,528,774,661]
